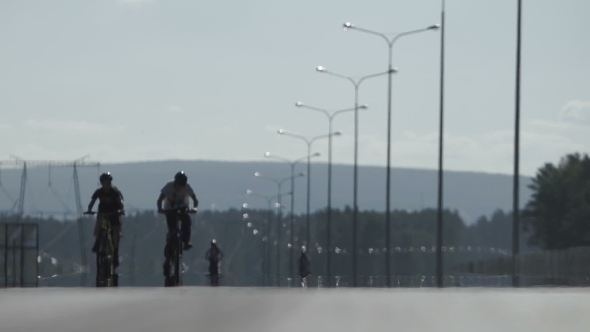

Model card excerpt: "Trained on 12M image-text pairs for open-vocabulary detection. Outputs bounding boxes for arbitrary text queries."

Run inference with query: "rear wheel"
[96,253,101,287]
[104,256,113,287]
[98,228,115,287]
[174,236,181,286]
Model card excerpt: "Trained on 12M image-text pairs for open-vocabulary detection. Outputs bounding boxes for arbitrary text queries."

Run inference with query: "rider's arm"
[116,188,125,211]
[190,194,199,209]
[87,198,97,212]
[157,193,166,212]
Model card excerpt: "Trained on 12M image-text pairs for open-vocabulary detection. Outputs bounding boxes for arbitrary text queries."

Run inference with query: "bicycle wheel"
[101,228,114,287]
[96,252,102,287]
[104,255,113,287]
[173,233,181,286]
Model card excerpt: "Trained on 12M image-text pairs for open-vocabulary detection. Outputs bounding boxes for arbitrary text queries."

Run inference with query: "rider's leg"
[162,214,176,277]
[91,213,102,253]
[111,223,121,268]
[164,214,177,256]
[180,214,192,250]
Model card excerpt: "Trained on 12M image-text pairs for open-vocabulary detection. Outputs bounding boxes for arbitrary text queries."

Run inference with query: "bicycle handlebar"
[84,210,125,216]
[158,207,197,215]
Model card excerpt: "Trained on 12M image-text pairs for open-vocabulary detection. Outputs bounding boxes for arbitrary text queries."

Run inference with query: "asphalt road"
[1,287,588,332]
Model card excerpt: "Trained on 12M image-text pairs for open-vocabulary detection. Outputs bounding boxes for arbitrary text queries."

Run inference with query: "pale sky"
[1,0,588,176]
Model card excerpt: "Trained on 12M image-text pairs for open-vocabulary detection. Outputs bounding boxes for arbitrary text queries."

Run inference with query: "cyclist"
[157,171,198,276]
[86,172,124,268]
[298,251,310,280]
[205,239,224,276]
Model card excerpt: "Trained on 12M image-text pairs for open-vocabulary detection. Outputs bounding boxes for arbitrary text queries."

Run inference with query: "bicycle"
[84,210,124,287]
[159,206,196,287]
[207,261,222,286]
[207,273,222,286]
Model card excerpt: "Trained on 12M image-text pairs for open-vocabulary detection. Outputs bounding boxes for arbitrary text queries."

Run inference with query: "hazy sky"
[1,0,588,176]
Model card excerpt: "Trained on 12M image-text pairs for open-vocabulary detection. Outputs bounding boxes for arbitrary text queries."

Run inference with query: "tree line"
[2,152,587,287]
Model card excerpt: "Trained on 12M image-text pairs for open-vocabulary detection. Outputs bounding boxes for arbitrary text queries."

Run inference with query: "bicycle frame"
[162,207,196,287]
[98,215,115,287]
[85,211,123,287]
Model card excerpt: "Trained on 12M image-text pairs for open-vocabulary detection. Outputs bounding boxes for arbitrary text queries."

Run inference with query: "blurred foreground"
[1,287,588,332]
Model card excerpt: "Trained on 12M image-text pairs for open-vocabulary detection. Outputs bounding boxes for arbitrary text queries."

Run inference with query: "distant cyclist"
[157,171,199,251]
[86,172,124,267]
[206,239,224,276]
[298,251,310,280]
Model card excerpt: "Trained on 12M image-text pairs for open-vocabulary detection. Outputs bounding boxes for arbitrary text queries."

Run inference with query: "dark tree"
[523,153,590,250]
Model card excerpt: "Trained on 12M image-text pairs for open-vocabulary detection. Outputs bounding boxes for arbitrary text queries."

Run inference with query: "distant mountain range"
[0,160,532,224]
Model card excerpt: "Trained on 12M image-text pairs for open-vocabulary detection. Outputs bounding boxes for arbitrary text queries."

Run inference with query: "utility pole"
[0,155,99,286]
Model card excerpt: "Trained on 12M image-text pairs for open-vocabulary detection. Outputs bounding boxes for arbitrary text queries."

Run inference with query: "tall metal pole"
[266,199,272,286]
[317,67,393,287]
[294,103,357,287]
[352,85,359,287]
[342,23,438,286]
[306,144,312,255]
[385,45,393,287]
[276,183,282,286]
[512,0,523,288]
[264,153,311,283]
[4,225,7,287]
[255,173,303,286]
[327,118,333,286]
[290,164,296,283]
[436,0,446,289]
[276,132,333,284]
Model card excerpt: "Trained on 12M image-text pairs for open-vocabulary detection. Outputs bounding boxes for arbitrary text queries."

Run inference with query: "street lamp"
[264,151,320,282]
[294,102,367,287]
[316,66,395,287]
[246,189,290,287]
[277,129,341,255]
[253,171,305,286]
[241,203,266,286]
[342,22,439,287]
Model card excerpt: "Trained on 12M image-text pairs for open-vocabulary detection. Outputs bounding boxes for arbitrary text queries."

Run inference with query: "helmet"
[211,239,217,246]
[174,171,188,185]
[99,172,113,183]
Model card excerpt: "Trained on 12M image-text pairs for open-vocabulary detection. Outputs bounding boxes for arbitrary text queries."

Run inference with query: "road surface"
[1,287,588,332]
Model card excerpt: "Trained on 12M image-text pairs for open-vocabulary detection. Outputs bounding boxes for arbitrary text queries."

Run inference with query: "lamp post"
[253,171,305,286]
[294,102,367,286]
[264,152,320,283]
[240,203,266,286]
[316,66,395,287]
[277,129,341,258]
[342,21,439,287]
[246,190,289,287]
[512,0,523,288]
